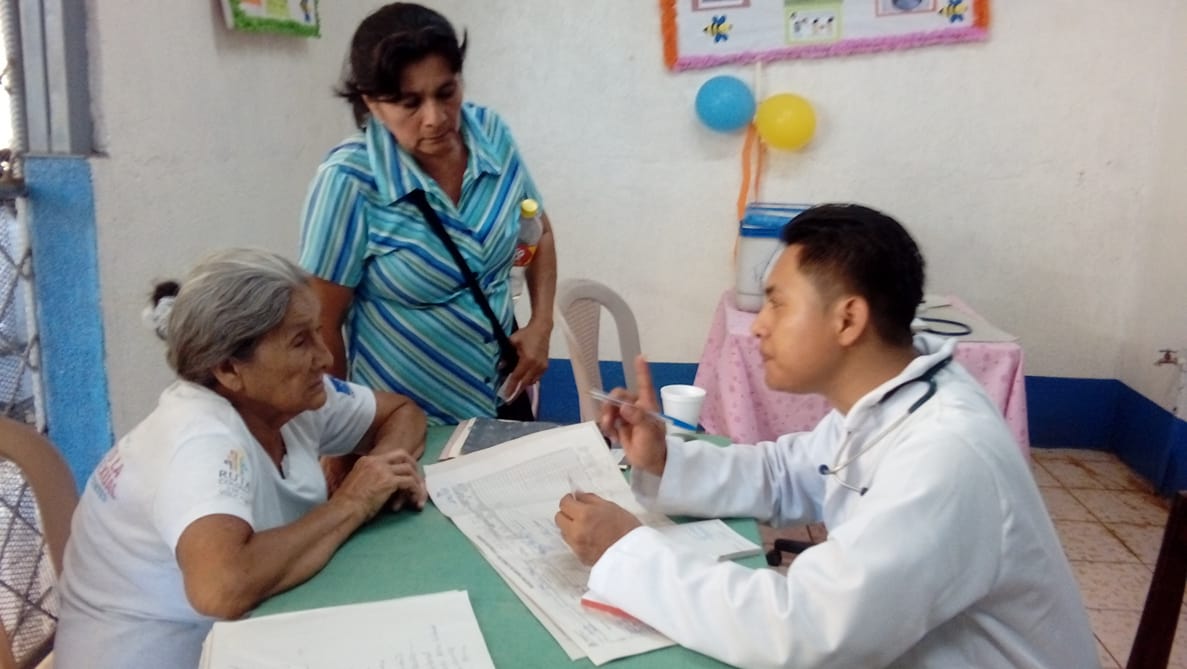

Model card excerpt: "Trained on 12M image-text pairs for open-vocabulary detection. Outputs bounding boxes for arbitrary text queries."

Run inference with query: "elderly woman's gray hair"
[161,248,311,385]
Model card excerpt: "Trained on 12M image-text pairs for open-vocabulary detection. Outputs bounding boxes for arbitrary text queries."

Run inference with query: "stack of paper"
[657,519,763,561]
[424,422,759,665]
[199,590,494,669]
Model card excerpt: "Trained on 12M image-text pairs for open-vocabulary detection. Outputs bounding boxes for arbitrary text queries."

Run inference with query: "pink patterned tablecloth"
[694,292,1030,455]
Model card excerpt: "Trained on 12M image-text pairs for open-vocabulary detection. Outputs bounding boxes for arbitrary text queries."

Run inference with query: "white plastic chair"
[554,279,642,423]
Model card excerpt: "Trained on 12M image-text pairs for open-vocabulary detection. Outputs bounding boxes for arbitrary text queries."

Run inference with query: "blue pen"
[588,389,700,432]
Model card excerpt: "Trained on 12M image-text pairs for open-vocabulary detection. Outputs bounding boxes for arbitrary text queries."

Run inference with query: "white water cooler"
[734,202,812,312]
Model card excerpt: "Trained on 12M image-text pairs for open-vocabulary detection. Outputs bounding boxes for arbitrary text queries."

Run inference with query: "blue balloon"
[695,76,756,133]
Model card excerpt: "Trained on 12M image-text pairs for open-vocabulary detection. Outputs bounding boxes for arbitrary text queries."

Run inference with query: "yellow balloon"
[755,93,816,151]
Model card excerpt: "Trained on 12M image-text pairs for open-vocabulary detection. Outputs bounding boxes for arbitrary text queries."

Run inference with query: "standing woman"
[300,3,557,426]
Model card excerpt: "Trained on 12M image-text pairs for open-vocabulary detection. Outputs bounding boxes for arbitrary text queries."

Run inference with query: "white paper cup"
[660,384,706,435]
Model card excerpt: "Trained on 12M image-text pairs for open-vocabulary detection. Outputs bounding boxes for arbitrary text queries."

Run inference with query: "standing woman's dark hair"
[337,3,468,127]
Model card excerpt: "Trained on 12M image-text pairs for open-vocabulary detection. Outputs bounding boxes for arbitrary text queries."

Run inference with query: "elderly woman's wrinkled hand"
[332,450,427,520]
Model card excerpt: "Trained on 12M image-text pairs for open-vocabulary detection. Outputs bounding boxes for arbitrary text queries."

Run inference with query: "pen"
[567,473,584,497]
[588,389,699,433]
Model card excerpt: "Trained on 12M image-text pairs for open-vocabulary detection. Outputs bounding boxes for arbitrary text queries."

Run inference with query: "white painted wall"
[87,1,1185,434]
[1117,2,1187,413]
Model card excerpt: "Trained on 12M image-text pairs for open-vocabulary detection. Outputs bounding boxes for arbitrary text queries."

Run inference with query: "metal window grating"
[0,197,35,427]
[0,0,36,428]
[0,459,55,666]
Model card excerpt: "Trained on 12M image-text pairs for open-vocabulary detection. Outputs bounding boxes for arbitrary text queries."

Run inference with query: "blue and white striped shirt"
[299,103,542,425]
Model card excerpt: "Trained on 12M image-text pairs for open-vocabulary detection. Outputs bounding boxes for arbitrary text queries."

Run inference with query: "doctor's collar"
[840,339,957,423]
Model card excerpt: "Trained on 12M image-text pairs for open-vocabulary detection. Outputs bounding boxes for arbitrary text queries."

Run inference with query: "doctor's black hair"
[779,204,925,348]
[337,3,467,128]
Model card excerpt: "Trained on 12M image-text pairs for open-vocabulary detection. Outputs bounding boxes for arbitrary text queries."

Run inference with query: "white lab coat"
[588,335,1098,669]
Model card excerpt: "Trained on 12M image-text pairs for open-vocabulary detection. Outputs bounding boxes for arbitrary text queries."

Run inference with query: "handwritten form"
[198,590,494,669]
[424,422,676,666]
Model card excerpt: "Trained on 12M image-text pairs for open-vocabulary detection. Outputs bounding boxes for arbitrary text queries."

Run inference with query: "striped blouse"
[298,103,542,425]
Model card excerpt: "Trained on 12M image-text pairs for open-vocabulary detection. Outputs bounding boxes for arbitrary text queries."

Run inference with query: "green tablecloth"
[253,426,761,668]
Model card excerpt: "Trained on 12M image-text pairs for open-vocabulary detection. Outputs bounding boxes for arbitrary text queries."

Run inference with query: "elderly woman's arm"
[359,390,427,459]
[323,390,426,494]
[175,450,425,620]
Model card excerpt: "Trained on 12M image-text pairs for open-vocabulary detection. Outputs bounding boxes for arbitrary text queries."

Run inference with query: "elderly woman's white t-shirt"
[54,375,376,669]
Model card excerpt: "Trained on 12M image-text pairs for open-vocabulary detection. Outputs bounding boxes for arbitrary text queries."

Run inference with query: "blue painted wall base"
[1026,376,1187,495]
[537,359,698,425]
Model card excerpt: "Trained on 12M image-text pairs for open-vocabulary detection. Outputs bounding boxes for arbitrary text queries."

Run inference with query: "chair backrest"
[0,418,79,669]
[554,279,641,423]
[1128,490,1187,669]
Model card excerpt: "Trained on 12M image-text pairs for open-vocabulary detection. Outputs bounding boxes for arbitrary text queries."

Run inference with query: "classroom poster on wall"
[661,0,989,71]
[220,0,320,38]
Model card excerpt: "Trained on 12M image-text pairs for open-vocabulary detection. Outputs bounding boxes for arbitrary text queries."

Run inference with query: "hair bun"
[142,281,180,340]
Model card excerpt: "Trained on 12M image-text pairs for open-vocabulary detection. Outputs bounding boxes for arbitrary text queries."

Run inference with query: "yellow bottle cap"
[520,198,540,218]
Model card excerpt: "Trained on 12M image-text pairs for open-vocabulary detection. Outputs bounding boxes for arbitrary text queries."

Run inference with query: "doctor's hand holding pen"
[594,355,669,477]
[555,491,641,565]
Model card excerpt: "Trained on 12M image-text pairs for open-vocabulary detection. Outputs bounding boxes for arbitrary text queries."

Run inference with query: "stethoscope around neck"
[817,355,954,496]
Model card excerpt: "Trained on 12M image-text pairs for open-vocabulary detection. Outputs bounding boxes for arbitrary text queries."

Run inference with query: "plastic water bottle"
[514,198,543,268]
[510,198,543,298]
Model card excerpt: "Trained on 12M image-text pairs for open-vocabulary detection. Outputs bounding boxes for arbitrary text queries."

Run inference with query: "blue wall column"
[24,155,110,490]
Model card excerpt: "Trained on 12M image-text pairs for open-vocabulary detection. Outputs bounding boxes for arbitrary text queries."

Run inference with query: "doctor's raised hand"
[597,354,668,476]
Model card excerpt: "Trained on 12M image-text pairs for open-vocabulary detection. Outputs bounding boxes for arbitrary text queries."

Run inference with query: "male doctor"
[555,204,1097,668]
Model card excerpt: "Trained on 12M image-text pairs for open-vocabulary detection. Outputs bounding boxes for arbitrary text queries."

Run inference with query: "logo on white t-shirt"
[91,450,124,502]
[218,449,252,502]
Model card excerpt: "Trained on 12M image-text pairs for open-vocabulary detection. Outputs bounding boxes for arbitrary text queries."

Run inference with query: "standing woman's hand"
[508,210,556,401]
[505,320,551,397]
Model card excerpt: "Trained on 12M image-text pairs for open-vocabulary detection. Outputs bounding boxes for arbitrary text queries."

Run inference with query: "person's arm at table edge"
[177,502,368,619]
[175,442,434,621]
[323,386,428,495]
[357,390,426,461]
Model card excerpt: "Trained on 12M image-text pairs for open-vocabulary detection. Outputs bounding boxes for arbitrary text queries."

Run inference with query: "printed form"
[424,422,675,666]
[199,590,494,669]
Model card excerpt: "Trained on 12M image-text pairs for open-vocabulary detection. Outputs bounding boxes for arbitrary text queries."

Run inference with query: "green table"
[254,426,761,668]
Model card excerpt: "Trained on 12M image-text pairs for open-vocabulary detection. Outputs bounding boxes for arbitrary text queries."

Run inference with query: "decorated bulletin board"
[220,0,320,37]
[661,0,989,70]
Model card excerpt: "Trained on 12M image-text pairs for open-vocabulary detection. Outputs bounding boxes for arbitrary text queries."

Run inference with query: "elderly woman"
[54,249,427,669]
[299,2,557,426]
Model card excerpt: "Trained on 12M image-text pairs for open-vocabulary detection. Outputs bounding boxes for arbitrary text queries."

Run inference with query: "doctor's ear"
[833,295,870,347]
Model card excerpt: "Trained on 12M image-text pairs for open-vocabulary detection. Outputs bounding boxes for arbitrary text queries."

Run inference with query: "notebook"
[439,417,565,460]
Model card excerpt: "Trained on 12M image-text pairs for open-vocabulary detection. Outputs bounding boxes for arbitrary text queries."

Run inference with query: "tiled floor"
[759,447,1181,668]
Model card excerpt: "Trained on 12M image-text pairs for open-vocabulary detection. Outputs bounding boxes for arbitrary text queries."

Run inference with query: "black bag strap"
[405,189,518,371]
